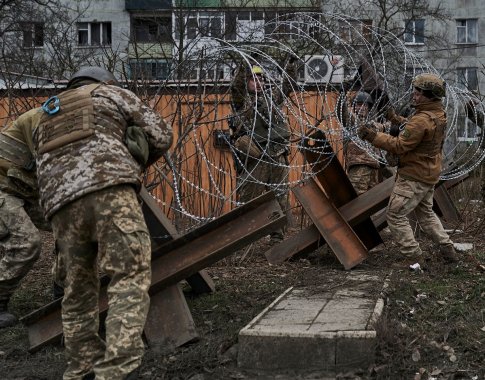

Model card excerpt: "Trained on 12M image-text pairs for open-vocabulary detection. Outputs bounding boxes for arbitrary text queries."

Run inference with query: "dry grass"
[1,178,484,380]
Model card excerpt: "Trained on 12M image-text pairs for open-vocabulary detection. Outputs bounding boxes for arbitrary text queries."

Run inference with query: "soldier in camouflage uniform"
[0,108,44,328]
[30,67,173,380]
[230,61,296,244]
[359,73,458,263]
[344,91,386,195]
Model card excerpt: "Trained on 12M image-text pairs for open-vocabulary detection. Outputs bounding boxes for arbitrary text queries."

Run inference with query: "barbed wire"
[145,12,485,233]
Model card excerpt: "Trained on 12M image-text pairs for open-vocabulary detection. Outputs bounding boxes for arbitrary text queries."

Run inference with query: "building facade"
[2,0,483,90]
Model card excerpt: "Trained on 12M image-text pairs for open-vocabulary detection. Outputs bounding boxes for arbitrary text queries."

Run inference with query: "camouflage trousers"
[237,154,289,239]
[0,190,41,302]
[51,185,151,380]
[347,164,379,195]
[387,176,453,257]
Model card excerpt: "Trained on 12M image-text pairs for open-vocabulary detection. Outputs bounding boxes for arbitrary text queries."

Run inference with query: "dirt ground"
[1,180,484,380]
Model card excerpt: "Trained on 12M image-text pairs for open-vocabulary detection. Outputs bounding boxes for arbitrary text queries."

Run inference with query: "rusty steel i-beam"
[266,175,395,265]
[21,191,286,352]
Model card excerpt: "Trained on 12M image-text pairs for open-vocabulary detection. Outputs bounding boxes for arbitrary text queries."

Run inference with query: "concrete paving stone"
[238,271,389,375]
[333,289,369,297]
[257,310,320,325]
[273,298,331,311]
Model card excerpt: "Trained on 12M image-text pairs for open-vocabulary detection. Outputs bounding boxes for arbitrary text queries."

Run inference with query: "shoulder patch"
[401,129,411,139]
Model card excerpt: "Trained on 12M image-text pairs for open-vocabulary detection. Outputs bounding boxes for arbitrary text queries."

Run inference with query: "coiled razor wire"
[147,12,485,233]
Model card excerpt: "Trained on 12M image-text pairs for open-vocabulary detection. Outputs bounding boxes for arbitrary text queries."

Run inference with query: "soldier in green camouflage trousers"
[230,61,296,244]
[0,109,45,328]
[52,185,151,380]
[0,190,41,327]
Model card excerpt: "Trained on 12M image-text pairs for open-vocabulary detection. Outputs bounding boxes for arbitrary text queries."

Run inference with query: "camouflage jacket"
[344,117,386,170]
[32,83,172,219]
[0,108,42,199]
[230,63,296,157]
[373,101,446,185]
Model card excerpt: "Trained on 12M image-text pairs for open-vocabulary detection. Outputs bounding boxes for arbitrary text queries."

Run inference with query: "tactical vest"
[413,110,446,157]
[0,132,33,168]
[35,83,125,154]
[252,98,290,144]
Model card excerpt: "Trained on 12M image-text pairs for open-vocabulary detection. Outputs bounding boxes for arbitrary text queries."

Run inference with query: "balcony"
[125,0,171,11]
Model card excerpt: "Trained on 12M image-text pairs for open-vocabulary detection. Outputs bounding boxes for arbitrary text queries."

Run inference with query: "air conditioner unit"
[304,55,344,84]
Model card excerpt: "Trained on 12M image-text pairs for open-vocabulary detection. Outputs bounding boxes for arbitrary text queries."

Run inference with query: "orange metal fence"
[0,90,343,221]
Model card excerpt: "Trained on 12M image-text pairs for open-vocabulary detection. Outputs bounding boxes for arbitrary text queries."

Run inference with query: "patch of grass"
[376,254,485,379]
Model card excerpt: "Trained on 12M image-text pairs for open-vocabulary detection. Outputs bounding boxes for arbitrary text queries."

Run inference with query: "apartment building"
[1,0,484,91]
[321,0,485,92]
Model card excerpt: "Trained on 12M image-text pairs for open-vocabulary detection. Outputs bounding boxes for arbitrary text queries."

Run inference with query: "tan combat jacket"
[373,100,446,185]
[33,83,173,219]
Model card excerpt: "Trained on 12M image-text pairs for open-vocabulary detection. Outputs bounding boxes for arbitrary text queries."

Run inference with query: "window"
[404,19,425,44]
[225,10,264,41]
[340,19,373,44]
[456,19,477,44]
[457,118,478,142]
[457,67,478,91]
[186,60,230,81]
[21,22,44,47]
[129,59,171,80]
[132,16,171,43]
[185,12,224,40]
[77,22,112,46]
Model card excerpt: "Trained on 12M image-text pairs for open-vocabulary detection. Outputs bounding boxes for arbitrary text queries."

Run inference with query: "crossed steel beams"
[21,190,285,352]
[265,130,463,267]
[19,129,464,351]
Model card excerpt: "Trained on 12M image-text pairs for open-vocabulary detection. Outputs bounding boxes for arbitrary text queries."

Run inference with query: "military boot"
[440,244,459,264]
[0,299,17,328]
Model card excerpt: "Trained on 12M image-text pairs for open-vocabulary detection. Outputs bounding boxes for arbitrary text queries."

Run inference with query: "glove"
[389,123,401,137]
[386,152,399,167]
[385,107,400,124]
[124,125,149,166]
[357,124,377,142]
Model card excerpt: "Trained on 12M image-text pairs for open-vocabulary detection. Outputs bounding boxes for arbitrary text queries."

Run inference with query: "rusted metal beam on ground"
[433,184,462,224]
[148,192,285,295]
[371,209,388,231]
[140,186,215,294]
[139,187,201,347]
[21,192,285,352]
[439,172,470,190]
[140,186,178,244]
[302,130,382,249]
[302,130,357,206]
[265,225,321,265]
[265,176,395,265]
[144,284,199,350]
[292,178,368,270]
[338,176,394,226]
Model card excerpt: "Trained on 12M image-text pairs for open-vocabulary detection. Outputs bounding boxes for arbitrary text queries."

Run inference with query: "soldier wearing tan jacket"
[358,73,458,263]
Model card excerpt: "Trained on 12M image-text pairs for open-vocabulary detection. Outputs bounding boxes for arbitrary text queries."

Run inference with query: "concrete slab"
[238,271,387,375]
